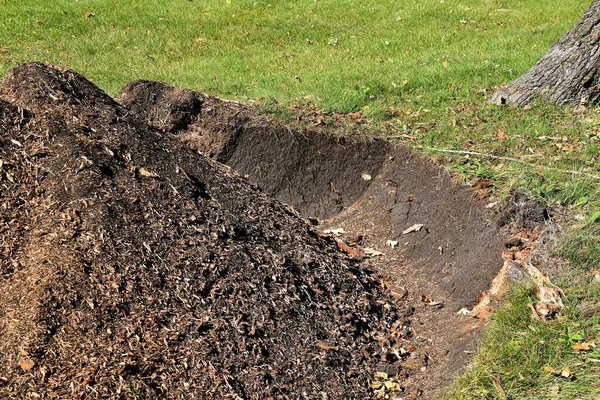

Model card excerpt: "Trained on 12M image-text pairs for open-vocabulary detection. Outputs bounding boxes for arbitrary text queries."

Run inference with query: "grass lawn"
[2,0,600,398]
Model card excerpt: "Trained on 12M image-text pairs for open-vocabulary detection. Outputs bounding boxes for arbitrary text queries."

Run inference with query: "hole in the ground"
[119,80,505,309]
[118,81,508,396]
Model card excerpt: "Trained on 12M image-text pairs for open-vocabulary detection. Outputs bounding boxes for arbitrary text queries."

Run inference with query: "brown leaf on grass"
[571,342,592,351]
[560,367,574,379]
[492,376,507,400]
[497,128,508,140]
[84,12,96,18]
[544,366,574,380]
[533,284,564,319]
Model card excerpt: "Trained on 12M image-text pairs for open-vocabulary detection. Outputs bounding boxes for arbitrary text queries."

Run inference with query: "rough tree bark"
[492,1,600,106]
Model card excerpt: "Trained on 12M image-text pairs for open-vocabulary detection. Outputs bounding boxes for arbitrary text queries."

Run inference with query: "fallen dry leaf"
[316,341,332,351]
[322,228,345,236]
[544,365,574,379]
[403,224,424,234]
[533,283,564,319]
[138,167,159,178]
[384,380,402,391]
[492,376,507,400]
[571,342,592,351]
[20,360,35,371]
[336,239,362,258]
[374,371,388,379]
[560,367,573,379]
[426,301,444,308]
[386,239,398,248]
[497,128,508,140]
[363,247,384,257]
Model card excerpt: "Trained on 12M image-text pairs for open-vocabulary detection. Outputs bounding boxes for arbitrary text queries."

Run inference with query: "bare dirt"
[0,63,416,399]
[0,62,512,399]
[118,80,509,399]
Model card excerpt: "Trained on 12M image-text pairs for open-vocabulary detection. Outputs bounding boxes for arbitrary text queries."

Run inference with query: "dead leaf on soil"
[322,228,345,236]
[374,371,388,379]
[408,389,423,399]
[363,247,384,257]
[138,167,159,178]
[384,380,401,391]
[335,239,362,258]
[316,341,332,351]
[20,360,35,371]
[371,381,383,389]
[486,201,498,209]
[402,224,423,234]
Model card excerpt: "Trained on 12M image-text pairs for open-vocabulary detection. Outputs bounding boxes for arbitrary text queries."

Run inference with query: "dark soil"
[119,80,504,310]
[0,64,413,399]
[118,80,507,399]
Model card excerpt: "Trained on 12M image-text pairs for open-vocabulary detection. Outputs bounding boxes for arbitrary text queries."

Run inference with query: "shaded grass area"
[2,0,600,399]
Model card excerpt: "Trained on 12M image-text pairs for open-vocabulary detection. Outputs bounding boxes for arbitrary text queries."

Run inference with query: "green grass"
[449,284,600,399]
[2,0,600,398]
[0,0,588,109]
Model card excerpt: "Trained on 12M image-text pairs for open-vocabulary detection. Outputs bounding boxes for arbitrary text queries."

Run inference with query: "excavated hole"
[118,81,507,398]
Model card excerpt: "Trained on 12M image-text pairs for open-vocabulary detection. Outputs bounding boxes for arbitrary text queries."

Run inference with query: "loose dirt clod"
[0,63,412,398]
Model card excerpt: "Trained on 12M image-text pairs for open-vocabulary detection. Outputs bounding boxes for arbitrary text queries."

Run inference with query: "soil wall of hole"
[119,81,506,311]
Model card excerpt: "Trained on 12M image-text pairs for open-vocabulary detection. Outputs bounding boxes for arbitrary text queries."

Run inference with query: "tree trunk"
[492,0,600,107]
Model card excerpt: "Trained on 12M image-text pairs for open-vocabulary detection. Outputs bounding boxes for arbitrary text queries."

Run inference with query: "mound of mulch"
[0,63,411,399]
